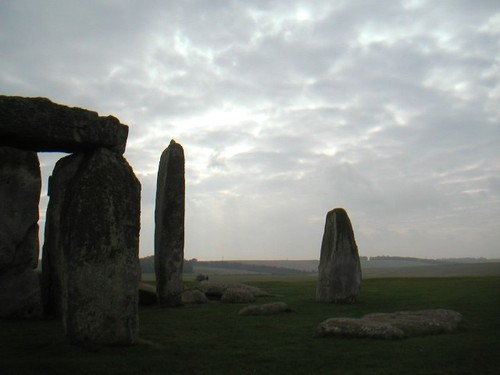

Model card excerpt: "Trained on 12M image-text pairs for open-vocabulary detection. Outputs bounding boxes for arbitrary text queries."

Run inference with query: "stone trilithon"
[0,95,141,346]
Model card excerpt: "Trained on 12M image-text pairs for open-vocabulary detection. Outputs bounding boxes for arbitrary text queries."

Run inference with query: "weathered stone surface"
[363,309,463,336]
[61,148,141,346]
[198,282,271,300]
[0,147,42,318]
[316,208,361,304]
[155,140,185,307]
[317,317,404,339]
[41,154,84,317]
[221,288,256,304]
[317,309,463,339]
[239,302,293,316]
[182,289,209,304]
[0,96,128,154]
[0,268,42,319]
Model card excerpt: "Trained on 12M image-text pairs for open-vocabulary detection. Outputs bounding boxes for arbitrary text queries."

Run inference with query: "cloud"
[2,0,499,259]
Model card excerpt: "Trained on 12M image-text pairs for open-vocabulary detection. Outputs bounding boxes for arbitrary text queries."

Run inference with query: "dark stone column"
[61,148,141,345]
[41,154,84,317]
[0,146,42,318]
[155,140,185,307]
[316,208,362,304]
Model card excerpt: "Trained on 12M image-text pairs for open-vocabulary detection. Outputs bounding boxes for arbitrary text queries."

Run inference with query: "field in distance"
[141,256,500,278]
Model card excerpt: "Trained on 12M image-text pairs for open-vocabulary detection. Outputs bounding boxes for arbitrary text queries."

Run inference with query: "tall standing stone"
[0,147,42,318]
[61,148,141,345]
[155,140,185,307]
[41,153,84,317]
[316,208,361,304]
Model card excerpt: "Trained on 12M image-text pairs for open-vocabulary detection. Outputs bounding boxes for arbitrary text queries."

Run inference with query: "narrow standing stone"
[41,153,84,317]
[0,147,42,318]
[316,208,361,304]
[61,148,141,345]
[155,140,185,307]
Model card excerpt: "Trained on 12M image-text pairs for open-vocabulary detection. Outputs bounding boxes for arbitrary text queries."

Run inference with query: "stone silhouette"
[0,147,42,318]
[316,208,361,303]
[0,95,141,346]
[41,154,84,317]
[0,96,128,154]
[155,140,185,307]
[61,148,141,345]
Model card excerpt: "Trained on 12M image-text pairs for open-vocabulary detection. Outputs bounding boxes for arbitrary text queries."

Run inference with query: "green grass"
[1,276,499,374]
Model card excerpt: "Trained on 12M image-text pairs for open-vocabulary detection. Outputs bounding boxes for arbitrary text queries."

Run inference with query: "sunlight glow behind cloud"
[1,0,499,260]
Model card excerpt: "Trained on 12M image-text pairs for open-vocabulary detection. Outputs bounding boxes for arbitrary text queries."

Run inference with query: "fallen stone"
[317,317,404,339]
[239,302,293,316]
[155,140,185,307]
[221,288,256,304]
[197,282,226,299]
[0,96,128,154]
[316,309,463,339]
[363,309,463,336]
[182,289,209,304]
[61,148,141,346]
[316,208,361,304]
[198,282,271,300]
[0,146,42,318]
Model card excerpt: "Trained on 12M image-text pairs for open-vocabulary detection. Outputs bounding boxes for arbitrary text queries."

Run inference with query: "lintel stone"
[0,96,128,154]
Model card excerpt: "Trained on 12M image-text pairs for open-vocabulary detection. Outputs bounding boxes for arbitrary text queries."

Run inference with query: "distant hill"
[140,256,195,274]
[36,255,499,277]
[192,260,311,275]
[138,256,500,277]
[139,257,311,275]
[361,262,500,278]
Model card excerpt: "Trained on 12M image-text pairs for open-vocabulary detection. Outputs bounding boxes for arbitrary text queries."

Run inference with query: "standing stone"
[316,208,361,304]
[155,140,185,307]
[61,148,141,345]
[41,154,84,317]
[0,147,42,318]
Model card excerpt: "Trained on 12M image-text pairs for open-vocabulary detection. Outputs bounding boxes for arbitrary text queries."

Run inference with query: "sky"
[1,0,499,260]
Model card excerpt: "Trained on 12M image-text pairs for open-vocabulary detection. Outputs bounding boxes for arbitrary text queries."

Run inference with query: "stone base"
[0,268,42,319]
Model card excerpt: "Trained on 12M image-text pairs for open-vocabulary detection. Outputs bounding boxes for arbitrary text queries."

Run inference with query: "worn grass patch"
[1,276,499,374]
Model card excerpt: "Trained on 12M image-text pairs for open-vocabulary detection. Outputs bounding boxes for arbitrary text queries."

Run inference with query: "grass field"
[1,276,499,374]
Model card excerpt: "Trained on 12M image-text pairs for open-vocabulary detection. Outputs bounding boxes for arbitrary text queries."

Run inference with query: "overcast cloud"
[1,0,499,260]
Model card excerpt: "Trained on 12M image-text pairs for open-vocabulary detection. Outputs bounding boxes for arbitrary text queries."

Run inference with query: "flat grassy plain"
[1,276,499,375]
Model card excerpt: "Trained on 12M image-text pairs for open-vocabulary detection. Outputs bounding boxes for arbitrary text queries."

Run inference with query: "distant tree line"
[362,256,489,264]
